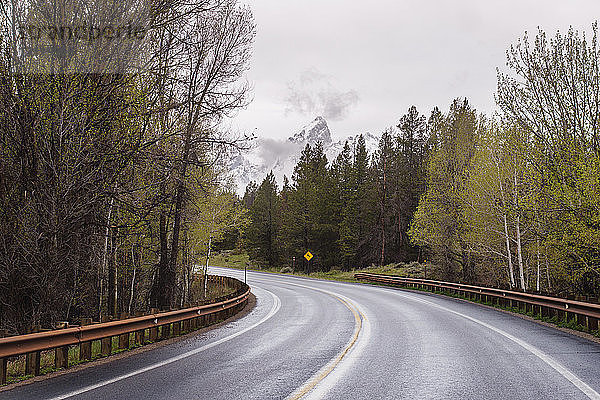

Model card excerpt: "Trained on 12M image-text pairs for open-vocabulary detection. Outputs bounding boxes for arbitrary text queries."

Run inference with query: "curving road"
[2,267,600,400]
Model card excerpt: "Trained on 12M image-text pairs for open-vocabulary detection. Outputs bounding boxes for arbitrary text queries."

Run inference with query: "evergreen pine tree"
[332,142,355,269]
[246,172,280,268]
[372,129,396,266]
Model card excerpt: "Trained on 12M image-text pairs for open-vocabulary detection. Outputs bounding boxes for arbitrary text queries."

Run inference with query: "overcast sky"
[231,0,598,141]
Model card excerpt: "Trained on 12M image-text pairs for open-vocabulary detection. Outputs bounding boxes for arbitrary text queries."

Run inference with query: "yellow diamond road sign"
[304,251,313,261]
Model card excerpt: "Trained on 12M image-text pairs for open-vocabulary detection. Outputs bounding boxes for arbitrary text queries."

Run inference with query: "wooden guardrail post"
[80,318,93,361]
[0,356,6,385]
[588,298,599,332]
[149,308,159,342]
[548,306,557,320]
[356,273,600,336]
[566,297,576,323]
[183,304,191,333]
[576,296,587,328]
[0,281,249,385]
[555,306,565,321]
[159,307,171,340]
[100,315,112,356]
[0,329,6,384]
[160,318,171,340]
[55,322,69,369]
[516,300,523,312]
[589,316,599,332]
[134,311,145,345]
[119,313,130,350]
[173,320,181,337]
[25,325,41,376]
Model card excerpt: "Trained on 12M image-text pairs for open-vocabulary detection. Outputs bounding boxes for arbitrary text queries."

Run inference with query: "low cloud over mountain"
[228,116,379,194]
[284,69,359,121]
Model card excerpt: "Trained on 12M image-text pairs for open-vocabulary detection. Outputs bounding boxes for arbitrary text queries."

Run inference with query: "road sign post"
[304,251,313,275]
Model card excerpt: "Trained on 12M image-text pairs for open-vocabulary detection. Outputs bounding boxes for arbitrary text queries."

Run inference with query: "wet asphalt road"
[2,267,600,400]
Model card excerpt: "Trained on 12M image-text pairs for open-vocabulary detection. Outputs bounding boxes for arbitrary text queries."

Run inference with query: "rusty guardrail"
[0,274,249,385]
[355,272,600,332]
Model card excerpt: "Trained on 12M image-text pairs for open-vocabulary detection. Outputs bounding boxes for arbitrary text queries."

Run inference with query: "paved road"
[3,267,600,400]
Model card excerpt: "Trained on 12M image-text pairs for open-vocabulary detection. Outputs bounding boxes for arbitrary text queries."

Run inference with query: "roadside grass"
[213,251,600,340]
[211,251,411,283]
[5,334,142,384]
[2,283,240,386]
[211,252,250,270]
[5,331,157,385]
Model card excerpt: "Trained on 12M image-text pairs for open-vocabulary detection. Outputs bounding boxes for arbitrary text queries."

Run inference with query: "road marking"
[391,291,600,400]
[48,288,281,400]
[284,283,370,400]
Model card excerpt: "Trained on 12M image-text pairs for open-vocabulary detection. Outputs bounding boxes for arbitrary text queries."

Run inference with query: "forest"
[243,24,600,298]
[1,1,599,337]
[0,0,253,334]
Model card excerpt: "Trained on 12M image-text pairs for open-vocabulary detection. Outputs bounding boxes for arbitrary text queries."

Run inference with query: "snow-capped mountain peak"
[288,116,332,145]
[228,117,379,195]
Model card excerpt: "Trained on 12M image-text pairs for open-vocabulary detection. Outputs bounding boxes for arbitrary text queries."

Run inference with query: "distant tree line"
[0,0,254,334]
[244,24,600,297]
[243,104,429,273]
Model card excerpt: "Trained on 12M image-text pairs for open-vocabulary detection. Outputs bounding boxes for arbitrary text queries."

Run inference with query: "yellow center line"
[288,292,364,400]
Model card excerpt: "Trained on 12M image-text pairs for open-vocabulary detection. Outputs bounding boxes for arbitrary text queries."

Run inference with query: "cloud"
[257,138,302,167]
[284,68,359,121]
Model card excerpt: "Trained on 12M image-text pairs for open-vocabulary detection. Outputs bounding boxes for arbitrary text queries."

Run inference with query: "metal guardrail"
[0,275,249,385]
[355,272,600,332]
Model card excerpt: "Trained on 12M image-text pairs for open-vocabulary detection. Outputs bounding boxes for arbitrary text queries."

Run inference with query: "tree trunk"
[515,215,526,290]
[204,234,213,297]
[545,253,551,291]
[128,245,137,314]
[503,213,516,288]
[536,240,541,292]
[496,157,515,288]
[99,196,115,318]
[107,226,118,317]
[379,158,387,267]
[514,168,526,290]
[150,202,169,309]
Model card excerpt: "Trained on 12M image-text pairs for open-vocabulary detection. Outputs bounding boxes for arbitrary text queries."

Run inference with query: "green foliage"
[246,172,280,268]
[239,23,600,300]
[244,107,431,273]
[0,0,256,331]
[409,99,479,281]
[408,24,600,296]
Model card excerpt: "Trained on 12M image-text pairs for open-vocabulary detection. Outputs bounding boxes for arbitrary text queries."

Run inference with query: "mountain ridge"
[228,117,379,194]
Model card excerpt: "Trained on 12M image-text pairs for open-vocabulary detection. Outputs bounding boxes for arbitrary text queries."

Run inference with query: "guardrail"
[0,275,249,385]
[355,272,600,333]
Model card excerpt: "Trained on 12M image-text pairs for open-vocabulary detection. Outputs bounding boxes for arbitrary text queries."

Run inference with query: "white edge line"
[214,267,600,399]
[391,290,600,400]
[48,288,281,400]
